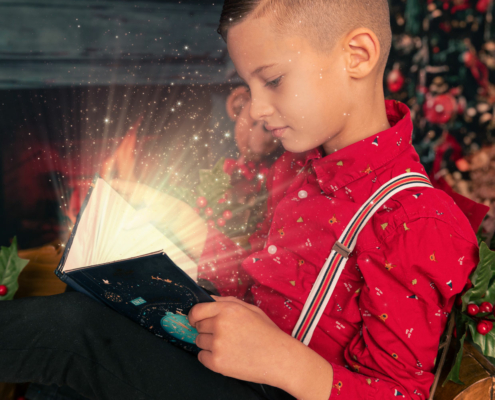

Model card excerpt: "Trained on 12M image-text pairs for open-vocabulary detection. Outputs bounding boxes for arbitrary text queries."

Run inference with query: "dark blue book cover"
[58,251,214,354]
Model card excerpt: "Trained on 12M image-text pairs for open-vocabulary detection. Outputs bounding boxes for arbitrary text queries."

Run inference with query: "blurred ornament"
[423,93,458,124]
[387,63,406,93]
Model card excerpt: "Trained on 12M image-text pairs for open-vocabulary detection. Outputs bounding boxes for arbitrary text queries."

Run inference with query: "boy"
[112,1,478,399]
[1,1,478,400]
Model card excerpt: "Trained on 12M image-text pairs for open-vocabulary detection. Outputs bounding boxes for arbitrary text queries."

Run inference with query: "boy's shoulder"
[372,174,477,247]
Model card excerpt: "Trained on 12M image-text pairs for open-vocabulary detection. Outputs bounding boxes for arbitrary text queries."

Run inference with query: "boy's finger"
[195,317,216,334]
[197,350,216,372]
[187,302,222,327]
[195,332,214,351]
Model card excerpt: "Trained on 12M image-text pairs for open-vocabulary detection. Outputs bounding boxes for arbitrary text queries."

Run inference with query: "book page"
[63,178,197,280]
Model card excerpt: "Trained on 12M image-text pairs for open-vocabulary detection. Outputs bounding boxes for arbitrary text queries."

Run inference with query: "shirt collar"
[303,100,413,195]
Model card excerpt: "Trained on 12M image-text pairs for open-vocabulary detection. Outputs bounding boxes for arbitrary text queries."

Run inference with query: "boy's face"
[227,15,351,154]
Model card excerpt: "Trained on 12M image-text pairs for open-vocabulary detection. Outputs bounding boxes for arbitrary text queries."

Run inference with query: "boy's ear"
[226,86,250,121]
[343,28,381,79]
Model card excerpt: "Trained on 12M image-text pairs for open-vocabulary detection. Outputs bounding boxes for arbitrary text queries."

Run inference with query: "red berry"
[216,218,226,227]
[222,210,233,220]
[453,326,457,338]
[196,196,207,208]
[465,278,473,290]
[477,320,493,335]
[467,303,480,316]
[204,207,214,217]
[193,207,200,214]
[480,302,493,313]
[455,295,463,307]
[207,220,215,229]
[0,285,8,296]
[217,198,226,204]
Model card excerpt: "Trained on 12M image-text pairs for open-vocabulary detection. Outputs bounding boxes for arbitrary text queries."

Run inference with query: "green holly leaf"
[443,310,471,386]
[443,329,467,386]
[462,242,495,312]
[476,224,488,247]
[0,237,29,300]
[468,320,495,358]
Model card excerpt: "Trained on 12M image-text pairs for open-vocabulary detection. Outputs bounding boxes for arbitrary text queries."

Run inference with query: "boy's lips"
[265,125,288,138]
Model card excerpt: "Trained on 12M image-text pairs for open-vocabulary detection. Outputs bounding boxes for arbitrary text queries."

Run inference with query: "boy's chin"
[280,140,316,154]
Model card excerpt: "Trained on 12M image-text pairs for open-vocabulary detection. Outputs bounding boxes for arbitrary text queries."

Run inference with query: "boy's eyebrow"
[236,63,279,82]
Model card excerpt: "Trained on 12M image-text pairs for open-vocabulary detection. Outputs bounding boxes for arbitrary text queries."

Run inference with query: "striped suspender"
[291,172,433,345]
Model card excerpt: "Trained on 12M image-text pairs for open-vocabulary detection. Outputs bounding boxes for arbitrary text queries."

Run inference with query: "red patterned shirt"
[198,100,479,399]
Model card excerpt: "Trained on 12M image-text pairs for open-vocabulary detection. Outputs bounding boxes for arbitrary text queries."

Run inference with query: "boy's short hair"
[218,0,392,73]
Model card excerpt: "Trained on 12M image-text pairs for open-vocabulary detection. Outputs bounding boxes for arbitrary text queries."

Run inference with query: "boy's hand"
[188,296,334,400]
[188,295,290,386]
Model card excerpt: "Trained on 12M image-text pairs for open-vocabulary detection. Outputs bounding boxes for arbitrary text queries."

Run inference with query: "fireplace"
[0,0,240,248]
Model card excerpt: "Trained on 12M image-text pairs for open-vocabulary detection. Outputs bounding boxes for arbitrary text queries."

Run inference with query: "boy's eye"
[265,76,282,88]
[244,76,282,94]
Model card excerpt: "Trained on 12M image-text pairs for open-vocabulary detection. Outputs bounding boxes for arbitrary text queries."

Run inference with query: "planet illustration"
[160,312,198,344]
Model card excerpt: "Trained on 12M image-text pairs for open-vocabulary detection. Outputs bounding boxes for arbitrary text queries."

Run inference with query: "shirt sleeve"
[196,225,255,299]
[328,216,479,400]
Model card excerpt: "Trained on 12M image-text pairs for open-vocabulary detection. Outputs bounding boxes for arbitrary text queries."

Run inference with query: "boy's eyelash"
[245,76,283,93]
[266,76,282,88]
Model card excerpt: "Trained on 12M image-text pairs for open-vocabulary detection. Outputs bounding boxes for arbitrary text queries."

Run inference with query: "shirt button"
[298,190,308,199]
[268,245,277,254]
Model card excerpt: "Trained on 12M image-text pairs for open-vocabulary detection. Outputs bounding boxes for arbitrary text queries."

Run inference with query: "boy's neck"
[322,92,391,157]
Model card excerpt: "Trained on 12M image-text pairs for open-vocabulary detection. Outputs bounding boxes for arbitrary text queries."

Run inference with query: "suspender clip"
[332,241,351,258]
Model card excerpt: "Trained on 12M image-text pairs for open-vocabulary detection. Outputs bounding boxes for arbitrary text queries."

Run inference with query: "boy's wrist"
[273,334,334,400]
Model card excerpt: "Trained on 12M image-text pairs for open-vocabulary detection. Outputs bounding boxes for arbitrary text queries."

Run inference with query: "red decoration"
[462,50,489,94]
[216,218,226,227]
[476,0,491,13]
[193,207,200,215]
[204,207,214,217]
[196,196,208,208]
[477,320,493,335]
[387,64,405,93]
[207,220,215,229]
[423,93,457,125]
[467,303,480,316]
[222,210,233,220]
[480,301,493,313]
[0,285,7,296]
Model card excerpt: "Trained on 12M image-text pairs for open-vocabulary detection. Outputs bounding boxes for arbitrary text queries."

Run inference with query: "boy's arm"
[324,216,479,399]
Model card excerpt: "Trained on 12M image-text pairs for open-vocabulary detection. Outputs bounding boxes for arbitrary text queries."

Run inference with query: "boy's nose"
[249,95,274,122]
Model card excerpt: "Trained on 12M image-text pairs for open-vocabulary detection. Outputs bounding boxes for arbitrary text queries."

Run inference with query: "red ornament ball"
[467,303,480,316]
[222,210,233,220]
[204,207,214,217]
[480,302,493,313]
[216,218,226,227]
[196,196,208,208]
[193,207,200,215]
[0,285,8,296]
[207,220,215,229]
[386,68,405,93]
[423,93,457,125]
[477,320,493,336]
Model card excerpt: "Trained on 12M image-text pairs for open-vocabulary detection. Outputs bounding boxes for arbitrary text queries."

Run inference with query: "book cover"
[55,175,214,354]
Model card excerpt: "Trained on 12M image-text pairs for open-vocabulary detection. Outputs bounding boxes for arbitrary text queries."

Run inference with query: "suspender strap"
[292,172,433,345]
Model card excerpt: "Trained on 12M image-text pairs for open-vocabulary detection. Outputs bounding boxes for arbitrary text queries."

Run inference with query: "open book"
[55,175,214,353]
